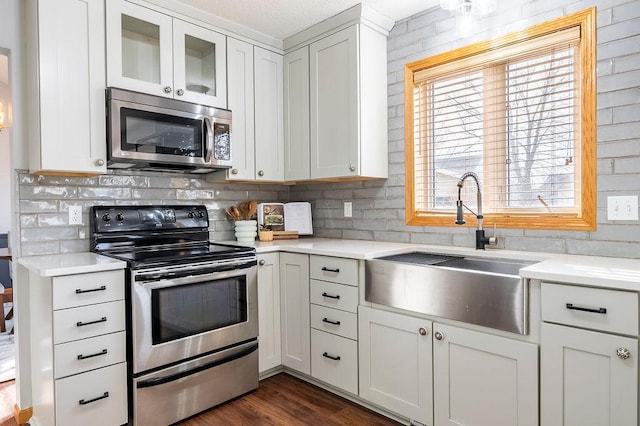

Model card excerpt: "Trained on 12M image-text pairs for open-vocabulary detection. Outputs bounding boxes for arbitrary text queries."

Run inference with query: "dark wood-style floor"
[180,373,402,425]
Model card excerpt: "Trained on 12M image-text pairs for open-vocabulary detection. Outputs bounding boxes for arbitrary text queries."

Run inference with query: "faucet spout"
[455,172,495,249]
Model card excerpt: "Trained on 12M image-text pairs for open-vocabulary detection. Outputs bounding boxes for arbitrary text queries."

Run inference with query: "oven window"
[151,276,247,344]
[121,108,203,157]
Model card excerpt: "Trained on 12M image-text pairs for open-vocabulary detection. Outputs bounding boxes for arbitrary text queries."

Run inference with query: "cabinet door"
[359,306,433,426]
[433,323,538,426]
[257,253,281,374]
[106,0,173,97]
[280,253,310,374]
[284,46,310,181]
[541,323,638,426]
[310,25,359,179]
[254,47,284,181]
[226,38,255,180]
[172,20,227,108]
[34,0,107,174]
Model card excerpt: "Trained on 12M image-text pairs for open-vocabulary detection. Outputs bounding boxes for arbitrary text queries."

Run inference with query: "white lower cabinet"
[359,306,433,426]
[540,282,639,426]
[257,253,281,374]
[311,329,358,394]
[26,266,127,426]
[280,253,310,374]
[433,323,539,426]
[359,306,538,426]
[541,323,638,426]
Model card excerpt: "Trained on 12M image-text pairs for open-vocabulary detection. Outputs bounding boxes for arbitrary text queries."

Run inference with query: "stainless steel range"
[90,205,258,426]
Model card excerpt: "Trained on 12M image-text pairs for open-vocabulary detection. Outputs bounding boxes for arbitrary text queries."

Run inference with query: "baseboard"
[13,404,33,425]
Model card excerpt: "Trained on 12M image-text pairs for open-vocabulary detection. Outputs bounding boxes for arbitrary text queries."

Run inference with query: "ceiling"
[172,0,440,40]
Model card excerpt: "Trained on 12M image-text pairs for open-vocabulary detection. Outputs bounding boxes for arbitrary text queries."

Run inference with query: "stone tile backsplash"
[16,170,290,256]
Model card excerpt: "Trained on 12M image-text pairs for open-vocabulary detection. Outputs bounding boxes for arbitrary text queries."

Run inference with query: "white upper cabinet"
[226,38,255,181]
[284,47,311,181]
[308,24,388,180]
[254,47,285,182]
[26,0,107,175]
[106,0,227,108]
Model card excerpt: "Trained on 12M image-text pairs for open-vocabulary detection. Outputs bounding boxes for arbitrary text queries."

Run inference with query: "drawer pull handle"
[322,318,341,326]
[321,267,340,273]
[322,352,341,361]
[75,285,106,294]
[77,317,107,327]
[565,303,607,314]
[79,391,109,406]
[322,292,340,300]
[77,349,108,360]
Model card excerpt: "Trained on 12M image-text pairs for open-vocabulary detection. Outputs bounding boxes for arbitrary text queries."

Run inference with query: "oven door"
[131,261,257,374]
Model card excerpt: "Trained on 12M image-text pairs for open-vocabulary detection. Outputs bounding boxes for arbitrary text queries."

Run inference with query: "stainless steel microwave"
[107,87,232,173]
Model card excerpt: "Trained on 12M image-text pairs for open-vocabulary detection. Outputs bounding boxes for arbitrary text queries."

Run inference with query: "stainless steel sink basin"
[365,252,536,334]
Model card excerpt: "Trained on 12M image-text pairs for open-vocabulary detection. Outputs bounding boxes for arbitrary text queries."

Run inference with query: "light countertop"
[18,252,126,277]
[220,237,640,290]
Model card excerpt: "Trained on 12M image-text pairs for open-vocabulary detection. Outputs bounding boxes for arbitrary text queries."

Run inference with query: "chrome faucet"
[455,172,497,249]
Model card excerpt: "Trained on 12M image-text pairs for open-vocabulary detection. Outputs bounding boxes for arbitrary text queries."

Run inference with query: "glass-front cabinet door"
[107,0,173,97]
[107,0,227,108]
[173,20,227,108]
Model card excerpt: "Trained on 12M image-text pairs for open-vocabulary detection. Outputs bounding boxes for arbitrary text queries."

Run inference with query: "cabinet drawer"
[310,280,358,313]
[541,283,638,335]
[310,256,358,286]
[54,331,126,379]
[311,329,357,394]
[311,305,357,340]
[53,270,124,310]
[53,300,126,344]
[55,362,127,426]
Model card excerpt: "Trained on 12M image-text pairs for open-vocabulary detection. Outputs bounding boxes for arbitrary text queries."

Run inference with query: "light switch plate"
[344,201,353,218]
[607,196,639,221]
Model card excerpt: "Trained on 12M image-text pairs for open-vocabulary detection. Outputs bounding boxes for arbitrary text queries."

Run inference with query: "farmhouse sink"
[365,252,536,334]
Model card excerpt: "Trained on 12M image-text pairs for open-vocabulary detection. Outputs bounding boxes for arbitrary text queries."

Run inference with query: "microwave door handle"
[204,116,213,163]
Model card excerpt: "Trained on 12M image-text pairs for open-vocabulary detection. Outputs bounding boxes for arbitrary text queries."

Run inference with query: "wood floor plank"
[180,373,402,425]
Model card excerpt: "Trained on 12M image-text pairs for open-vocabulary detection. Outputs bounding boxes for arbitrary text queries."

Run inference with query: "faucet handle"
[488,223,498,245]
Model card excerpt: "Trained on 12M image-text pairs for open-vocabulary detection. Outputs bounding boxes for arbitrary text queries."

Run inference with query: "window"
[405,8,596,230]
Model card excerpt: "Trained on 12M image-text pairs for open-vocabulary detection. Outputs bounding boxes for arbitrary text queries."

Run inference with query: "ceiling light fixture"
[440,0,497,37]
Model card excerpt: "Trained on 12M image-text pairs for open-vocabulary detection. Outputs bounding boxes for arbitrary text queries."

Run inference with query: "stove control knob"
[197,211,205,218]
[188,211,195,218]
[102,213,111,222]
[115,213,125,222]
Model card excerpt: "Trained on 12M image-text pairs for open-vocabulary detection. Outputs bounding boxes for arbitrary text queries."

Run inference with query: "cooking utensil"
[238,202,250,220]
[229,206,241,221]
[247,201,258,220]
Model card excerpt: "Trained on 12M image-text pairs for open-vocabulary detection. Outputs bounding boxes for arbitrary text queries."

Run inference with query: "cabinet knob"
[419,327,428,336]
[259,259,266,266]
[95,159,105,166]
[434,331,444,341]
[164,86,172,94]
[617,348,631,360]
[231,169,239,175]
[176,89,184,96]
[258,170,265,177]
[349,164,356,172]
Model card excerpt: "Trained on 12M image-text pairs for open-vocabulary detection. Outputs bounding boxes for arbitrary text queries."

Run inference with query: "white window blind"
[412,27,582,215]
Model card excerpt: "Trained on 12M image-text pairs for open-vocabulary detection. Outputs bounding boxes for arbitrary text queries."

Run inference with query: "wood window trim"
[404,7,597,231]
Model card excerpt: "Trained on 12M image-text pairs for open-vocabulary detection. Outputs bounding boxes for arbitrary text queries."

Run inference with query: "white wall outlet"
[607,196,639,221]
[69,205,83,225]
[344,201,353,218]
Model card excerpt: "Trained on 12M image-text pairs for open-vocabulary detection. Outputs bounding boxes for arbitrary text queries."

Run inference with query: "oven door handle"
[136,341,258,389]
[135,260,256,282]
